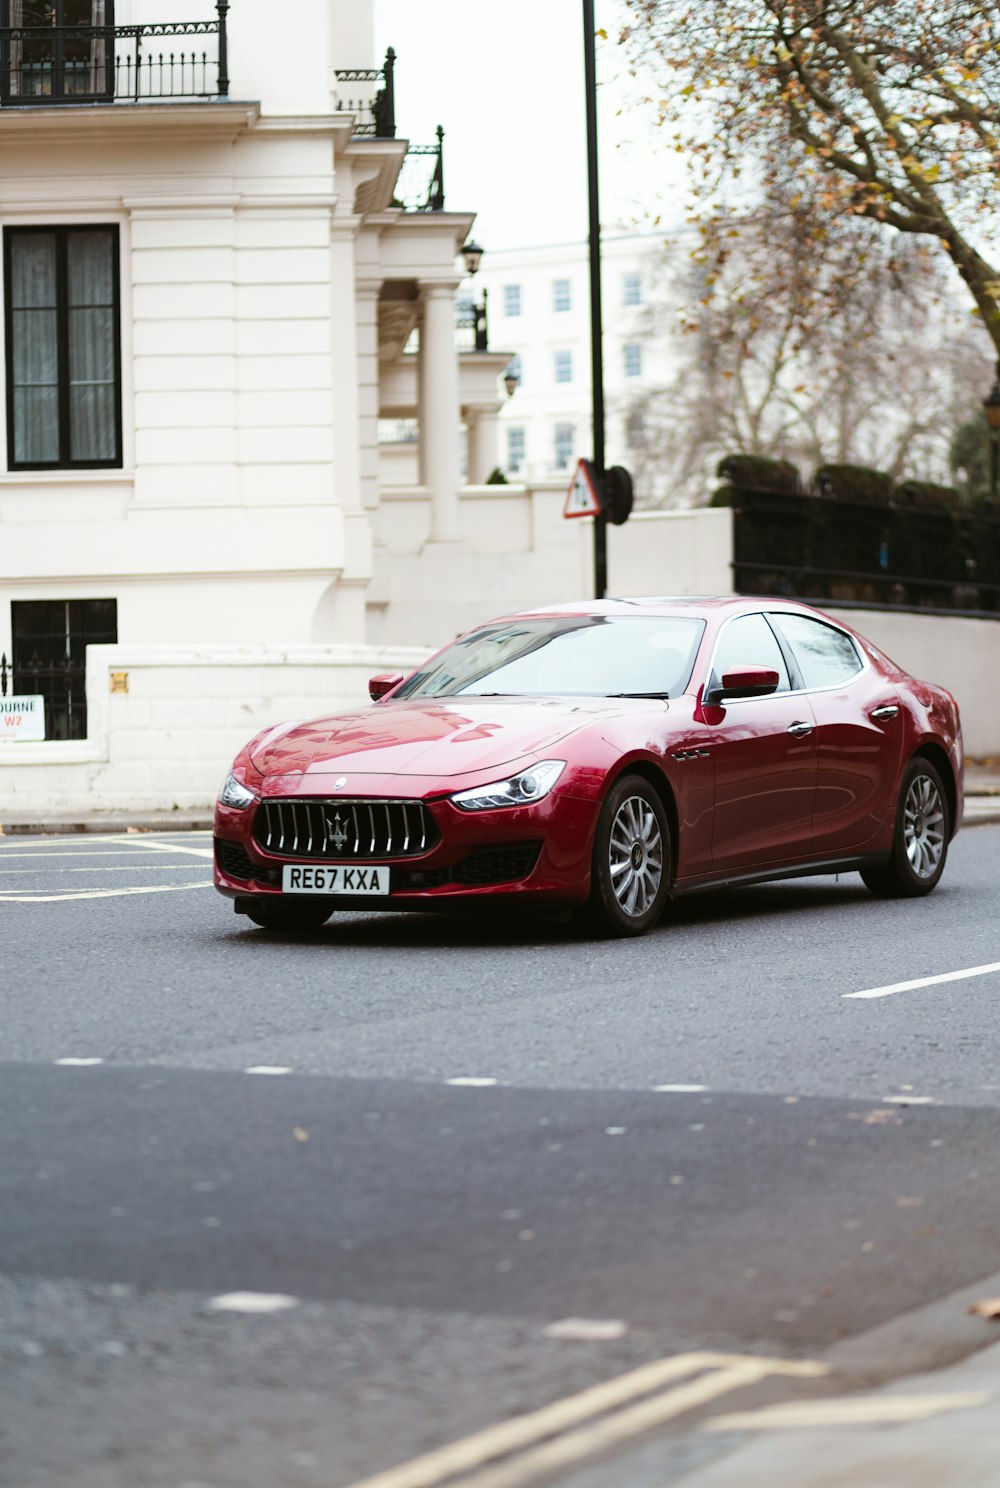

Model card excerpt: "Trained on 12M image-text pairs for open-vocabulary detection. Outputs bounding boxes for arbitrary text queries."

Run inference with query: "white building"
[473,230,680,492]
[0,0,510,743]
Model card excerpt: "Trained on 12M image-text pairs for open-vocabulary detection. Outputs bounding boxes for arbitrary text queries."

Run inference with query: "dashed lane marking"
[343,1352,827,1488]
[0,882,213,903]
[845,960,1000,1001]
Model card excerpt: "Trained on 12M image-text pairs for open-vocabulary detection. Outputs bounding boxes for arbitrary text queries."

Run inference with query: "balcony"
[0,3,229,105]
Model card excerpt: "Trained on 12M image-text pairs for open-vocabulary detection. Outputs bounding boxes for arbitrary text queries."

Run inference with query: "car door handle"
[787,721,814,737]
[870,704,899,721]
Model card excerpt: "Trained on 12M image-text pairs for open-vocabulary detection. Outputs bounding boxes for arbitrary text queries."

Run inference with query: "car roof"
[501,596,824,622]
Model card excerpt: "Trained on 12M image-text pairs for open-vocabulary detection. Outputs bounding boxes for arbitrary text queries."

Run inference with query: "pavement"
[661,1332,1000,1488]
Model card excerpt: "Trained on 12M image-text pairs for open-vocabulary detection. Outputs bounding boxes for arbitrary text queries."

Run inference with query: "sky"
[373,0,688,252]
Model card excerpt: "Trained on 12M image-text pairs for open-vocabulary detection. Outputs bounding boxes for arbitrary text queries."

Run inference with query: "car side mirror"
[714,666,781,702]
[369,672,404,701]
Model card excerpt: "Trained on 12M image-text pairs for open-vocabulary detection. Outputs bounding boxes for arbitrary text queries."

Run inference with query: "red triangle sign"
[564,458,602,519]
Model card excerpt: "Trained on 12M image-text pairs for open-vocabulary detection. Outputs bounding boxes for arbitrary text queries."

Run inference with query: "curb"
[0,815,213,836]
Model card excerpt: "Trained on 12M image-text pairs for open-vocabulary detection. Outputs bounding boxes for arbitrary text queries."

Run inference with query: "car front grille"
[253,798,438,861]
[397,843,541,890]
[215,837,255,881]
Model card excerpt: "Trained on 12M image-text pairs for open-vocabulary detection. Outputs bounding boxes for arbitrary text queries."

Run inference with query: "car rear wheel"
[861,757,950,899]
[244,899,334,931]
[579,774,671,938]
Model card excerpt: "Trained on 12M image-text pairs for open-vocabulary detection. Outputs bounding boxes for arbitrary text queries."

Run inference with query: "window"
[506,425,526,475]
[4,226,122,470]
[626,411,646,450]
[771,614,863,690]
[624,343,642,378]
[553,422,574,470]
[553,349,573,384]
[622,271,642,307]
[1,1,114,103]
[11,597,117,740]
[552,277,571,313]
[710,613,790,693]
[503,284,522,317]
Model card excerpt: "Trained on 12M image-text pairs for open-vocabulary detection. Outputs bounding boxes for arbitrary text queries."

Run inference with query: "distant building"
[474,231,681,494]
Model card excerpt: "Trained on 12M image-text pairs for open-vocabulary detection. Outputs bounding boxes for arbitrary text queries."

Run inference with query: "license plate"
[281,864,390,896]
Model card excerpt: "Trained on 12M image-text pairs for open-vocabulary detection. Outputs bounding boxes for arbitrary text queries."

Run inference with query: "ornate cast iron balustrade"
[0,2,229,104]
[334,46,394,137]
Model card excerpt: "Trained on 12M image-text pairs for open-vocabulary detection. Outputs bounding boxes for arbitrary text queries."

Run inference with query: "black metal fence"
[1,650,87,740]
[0,5,229,103]
[334,46,394,137]
[716,483,1000,615]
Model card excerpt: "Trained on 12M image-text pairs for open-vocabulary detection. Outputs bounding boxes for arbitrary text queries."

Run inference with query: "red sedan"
[214,598,963,937]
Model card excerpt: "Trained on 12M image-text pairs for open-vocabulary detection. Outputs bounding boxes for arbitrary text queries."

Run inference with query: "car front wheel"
[580,774,672,937]
[861,757,950,899]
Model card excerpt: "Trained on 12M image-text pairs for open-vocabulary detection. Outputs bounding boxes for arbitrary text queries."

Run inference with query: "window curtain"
[67,229,115,461]
[10,233,59,463]
[88,0,105,96]
[8,0,23,97]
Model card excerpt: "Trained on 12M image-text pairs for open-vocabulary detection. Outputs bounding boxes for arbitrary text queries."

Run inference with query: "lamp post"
[582,0,607,598]
[460,239,489,351]
[984,364,1000,499]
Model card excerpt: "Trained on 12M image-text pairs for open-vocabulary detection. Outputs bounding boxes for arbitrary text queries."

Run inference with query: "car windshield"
[393,615,706,700]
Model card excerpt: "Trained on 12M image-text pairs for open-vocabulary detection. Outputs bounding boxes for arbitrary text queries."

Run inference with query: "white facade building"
[474,231,681,494]
[0,0,509,745]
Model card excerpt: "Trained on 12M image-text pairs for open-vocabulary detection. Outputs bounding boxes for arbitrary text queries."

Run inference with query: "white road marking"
[129,839,215,860]
[55,1057,104,1067]
[845,960,1000,1000]
[543,1318,628,1342]
[881,1095,934,1105]
[652,1084,707,1093]
[0,865,211,875]
[208,1292,300,1314]
[343,1352,827,1488]
[446,1077,499,1087]
[245,1066,292,1076]
[0,849,202,859]
[0,882,213,903]
[706,1391,992,1431]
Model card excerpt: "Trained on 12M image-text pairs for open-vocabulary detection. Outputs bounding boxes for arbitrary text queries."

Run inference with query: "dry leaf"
[968,1298,1000,1320]
[293,1127,309,1143]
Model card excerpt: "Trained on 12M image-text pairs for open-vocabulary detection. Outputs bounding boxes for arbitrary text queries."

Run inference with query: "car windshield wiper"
[605,691,670,699]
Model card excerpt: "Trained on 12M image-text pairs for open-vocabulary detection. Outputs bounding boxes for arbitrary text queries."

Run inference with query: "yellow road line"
[706,1390,992,1432]
[344,1352,827,1488]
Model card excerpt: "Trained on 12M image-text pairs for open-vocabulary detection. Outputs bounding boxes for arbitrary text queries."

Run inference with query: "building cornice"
[0,99,260,144]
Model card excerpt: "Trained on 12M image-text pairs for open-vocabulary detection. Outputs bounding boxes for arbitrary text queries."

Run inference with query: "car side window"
[710,614,790,692]
[770,614,863,690]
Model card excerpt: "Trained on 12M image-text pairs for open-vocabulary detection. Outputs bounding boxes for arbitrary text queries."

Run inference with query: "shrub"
[484,466,508,485]
[715,453,801,494]
[814,463,893,504]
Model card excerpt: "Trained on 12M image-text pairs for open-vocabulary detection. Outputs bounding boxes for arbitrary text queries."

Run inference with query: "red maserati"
[214,598,963,937]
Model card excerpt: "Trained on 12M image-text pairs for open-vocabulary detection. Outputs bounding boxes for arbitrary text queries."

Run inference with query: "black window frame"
[11,596,117,740]
[0,0,116,105]
[4,222,123,471]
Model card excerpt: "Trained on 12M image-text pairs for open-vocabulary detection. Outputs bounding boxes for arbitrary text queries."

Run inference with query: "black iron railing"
[0,3,229,104]
[393,124,445,212]
[334,45,394,137]
[0,650,86,740]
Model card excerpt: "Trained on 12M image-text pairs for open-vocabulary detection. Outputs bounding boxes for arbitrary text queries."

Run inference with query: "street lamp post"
[983,364,1000,499]
[583,0,607,598]
[460,239,489,352]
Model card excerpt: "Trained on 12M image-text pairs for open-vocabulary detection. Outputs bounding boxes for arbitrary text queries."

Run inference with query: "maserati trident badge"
[326,814,349,850]
[334,776,348,789]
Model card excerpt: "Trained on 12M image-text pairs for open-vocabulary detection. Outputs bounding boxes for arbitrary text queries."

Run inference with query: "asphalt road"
[2,825,1000,1488]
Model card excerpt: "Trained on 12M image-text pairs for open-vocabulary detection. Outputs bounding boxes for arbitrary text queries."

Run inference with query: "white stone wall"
[0,643,430,818]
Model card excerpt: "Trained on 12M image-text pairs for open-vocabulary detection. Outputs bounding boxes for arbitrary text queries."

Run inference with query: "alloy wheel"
[608,794,664,918]
[903,772,946,880]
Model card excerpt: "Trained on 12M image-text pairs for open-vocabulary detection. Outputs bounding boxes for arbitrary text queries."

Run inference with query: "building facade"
[0,0,508,744]
[474,231,680,493]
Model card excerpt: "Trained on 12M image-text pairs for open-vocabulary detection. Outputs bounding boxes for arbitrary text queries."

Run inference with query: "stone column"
[418,281,462,541]
[466,406,500,485]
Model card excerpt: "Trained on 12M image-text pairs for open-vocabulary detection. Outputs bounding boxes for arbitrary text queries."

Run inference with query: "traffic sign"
[564,458,602,519]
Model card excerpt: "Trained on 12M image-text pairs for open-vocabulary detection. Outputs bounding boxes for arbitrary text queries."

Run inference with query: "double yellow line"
[347,1350,828,1488]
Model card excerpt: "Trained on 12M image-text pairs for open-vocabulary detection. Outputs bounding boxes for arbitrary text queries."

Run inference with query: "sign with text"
[0,695,45,742]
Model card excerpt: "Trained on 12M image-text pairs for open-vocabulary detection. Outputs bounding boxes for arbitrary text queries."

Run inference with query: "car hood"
[248,696,639,779]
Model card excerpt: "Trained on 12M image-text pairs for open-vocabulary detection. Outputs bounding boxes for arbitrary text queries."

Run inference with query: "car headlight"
[218,773,257,810]
[451,760,566,812]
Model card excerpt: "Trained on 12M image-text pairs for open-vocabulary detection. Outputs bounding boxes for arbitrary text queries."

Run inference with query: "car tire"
[244,899,334,931]
[579,773,672,938]
[860,757,950,899]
